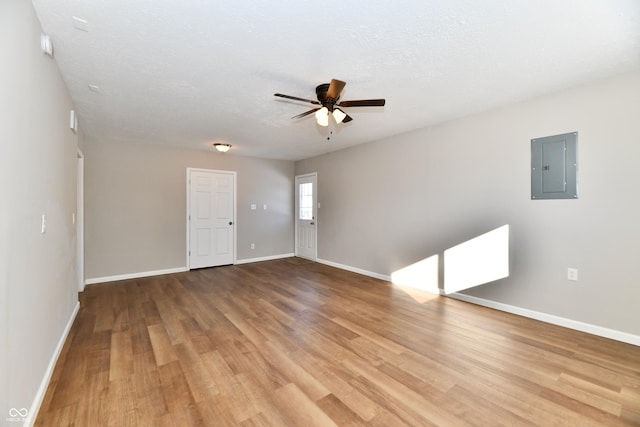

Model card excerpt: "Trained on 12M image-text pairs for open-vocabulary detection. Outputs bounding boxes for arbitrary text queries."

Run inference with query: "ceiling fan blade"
[338,99,386,107]
[291,108,320,119]
[326,79,346,100]
[274,93,320,105]
[342,113,353,123]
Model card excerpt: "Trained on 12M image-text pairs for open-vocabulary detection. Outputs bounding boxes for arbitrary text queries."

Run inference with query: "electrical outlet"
[567,268,578,281]
[250,243,255,250]
[41,214,46,234]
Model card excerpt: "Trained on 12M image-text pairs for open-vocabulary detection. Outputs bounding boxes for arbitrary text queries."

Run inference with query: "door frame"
[294,172,318,260]
[77,149,85,291]
[186,168,237,269]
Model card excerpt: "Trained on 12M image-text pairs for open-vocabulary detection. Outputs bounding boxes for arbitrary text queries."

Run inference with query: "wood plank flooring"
[36,258,640,426]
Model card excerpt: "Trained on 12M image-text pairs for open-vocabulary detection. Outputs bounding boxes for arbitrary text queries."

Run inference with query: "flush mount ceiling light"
[213,143,232,153]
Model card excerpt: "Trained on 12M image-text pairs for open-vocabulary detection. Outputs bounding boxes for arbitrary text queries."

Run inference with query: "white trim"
[186,169,189,269]
[77,150,84,292]
[186,168,237,270]
[447,292,640,347]
[85,267,188,285]
[316,258,391,282]
[25,301,80,426]
[235,253,295,265]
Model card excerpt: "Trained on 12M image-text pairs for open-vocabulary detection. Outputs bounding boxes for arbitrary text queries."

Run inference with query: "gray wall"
[296,71,640,336]
[0,0,79,419]
[84,140,295,279]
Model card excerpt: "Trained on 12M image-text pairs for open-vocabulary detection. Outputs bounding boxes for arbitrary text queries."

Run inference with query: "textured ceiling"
[32,0,640,161]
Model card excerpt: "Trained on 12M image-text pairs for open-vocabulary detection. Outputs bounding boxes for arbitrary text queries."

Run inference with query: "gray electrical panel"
[531,132,578,200]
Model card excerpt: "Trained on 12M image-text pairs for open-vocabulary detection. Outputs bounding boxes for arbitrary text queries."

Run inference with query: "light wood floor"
[36,258,640,426]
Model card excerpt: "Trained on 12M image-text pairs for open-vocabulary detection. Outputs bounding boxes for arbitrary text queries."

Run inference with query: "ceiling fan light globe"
[316,115,329,127]
[332,108,347,124]
[315,107,329,126]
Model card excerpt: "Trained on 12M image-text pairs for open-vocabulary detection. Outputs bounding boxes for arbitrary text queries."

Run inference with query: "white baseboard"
[235,253,295,265]
[316,258,391,282]
[85,267,188,285]
[25,301,80,426]
[447,292,640,347]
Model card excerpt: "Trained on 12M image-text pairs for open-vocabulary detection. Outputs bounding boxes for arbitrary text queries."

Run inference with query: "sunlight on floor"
[391,254,440,303]
[444,224,509,294]
[395,286,441,304]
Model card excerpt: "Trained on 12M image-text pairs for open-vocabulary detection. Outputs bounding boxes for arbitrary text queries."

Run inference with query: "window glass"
[299,182,313,220]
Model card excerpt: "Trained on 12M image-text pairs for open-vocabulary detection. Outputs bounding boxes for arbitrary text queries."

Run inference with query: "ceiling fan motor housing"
[316,83,333,105]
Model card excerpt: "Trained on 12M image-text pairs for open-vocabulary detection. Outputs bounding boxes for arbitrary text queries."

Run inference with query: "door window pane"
[299,182,313,220]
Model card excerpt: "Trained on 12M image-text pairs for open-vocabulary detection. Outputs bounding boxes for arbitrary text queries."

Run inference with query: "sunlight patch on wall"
[391,254,440,295]
[444,224,509,294]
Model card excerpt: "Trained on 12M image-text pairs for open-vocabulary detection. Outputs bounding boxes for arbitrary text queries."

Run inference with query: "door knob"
[229,221,233,225]
[310,222,315,225]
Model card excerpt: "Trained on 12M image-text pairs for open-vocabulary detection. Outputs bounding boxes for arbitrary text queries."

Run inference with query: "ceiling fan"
[274,79,385,126]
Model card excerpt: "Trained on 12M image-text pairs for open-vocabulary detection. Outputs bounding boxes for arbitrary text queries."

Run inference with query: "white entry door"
[188,169,236,269]
[295,173,317,260]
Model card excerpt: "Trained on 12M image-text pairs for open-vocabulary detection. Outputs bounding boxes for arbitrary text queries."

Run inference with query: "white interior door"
[295,173,317,260]
[188,169,235,269]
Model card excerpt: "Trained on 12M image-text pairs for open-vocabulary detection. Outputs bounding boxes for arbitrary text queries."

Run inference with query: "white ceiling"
[32,0,640,161]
